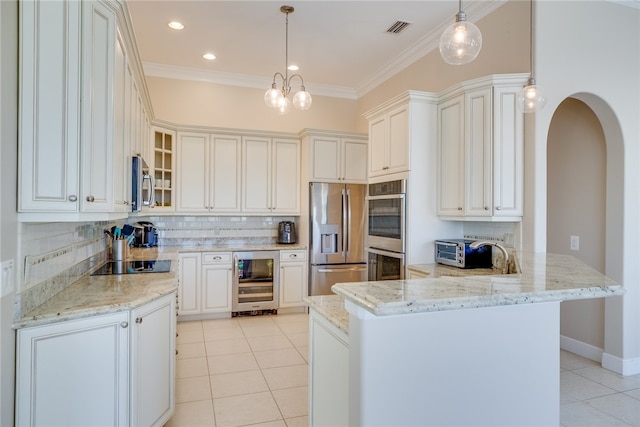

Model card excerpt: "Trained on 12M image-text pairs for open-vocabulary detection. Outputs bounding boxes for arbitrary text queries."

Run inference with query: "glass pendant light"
[517,0,546,113]
[439,0,482,65]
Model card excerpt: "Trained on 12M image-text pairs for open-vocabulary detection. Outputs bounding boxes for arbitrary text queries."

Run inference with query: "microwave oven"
[131,155,154,212]
[434,239,492,269]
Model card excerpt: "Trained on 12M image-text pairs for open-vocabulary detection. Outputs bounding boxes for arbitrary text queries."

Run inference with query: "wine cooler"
[232,251,280,313]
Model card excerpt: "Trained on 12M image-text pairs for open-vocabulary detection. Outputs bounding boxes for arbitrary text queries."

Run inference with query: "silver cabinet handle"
[120,321,128,328]
[496,206,502,210]
[68,195,78,202]
[289,253,297,258]
[457,207,463,211]
[86,195,95,202]
[214,256,222,260]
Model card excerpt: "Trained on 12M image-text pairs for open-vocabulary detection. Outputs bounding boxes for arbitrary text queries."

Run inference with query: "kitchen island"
[306,252,624,427]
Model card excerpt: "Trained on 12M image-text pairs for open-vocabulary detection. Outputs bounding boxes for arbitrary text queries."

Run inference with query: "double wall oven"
[366,179,406,281]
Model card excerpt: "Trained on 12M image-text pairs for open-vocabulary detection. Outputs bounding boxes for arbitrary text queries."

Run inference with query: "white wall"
[0,0,18,424]
[524,1,640,374]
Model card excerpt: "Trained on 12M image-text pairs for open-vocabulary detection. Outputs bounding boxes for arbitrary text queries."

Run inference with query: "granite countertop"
[14,247,180,329]
[331,252,625,316]
[305,294,349,334]
[175,243,307,253]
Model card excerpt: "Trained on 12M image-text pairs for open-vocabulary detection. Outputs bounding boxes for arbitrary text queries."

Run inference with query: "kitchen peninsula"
[306,252,624,426]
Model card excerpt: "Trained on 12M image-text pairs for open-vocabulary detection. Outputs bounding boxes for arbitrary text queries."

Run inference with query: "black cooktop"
[91,259,172,275]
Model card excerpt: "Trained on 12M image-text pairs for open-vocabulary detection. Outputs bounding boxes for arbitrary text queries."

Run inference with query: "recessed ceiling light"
[202,53,216,61]
[167,21,184,30]
[288,65,299,71]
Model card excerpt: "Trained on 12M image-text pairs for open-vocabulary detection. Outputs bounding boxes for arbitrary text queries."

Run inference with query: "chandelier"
[439,0,483,65]
[264,5,312,114]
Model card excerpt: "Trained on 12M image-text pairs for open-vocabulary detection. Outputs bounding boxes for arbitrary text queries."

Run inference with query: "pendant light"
[264,5,312,114]
[517,0,546,113]
[439,0,483,65]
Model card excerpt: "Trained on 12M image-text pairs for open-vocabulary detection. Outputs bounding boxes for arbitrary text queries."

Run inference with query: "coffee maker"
[277,221,297,244]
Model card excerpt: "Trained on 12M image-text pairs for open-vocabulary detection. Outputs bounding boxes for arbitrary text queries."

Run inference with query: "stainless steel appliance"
[132,155,154,212]
[367,247,405,281]
[232,251,280,313]
[366,179,406,253]
[435,239,493,269]
[309,182,367,296]
[277,221,297,244]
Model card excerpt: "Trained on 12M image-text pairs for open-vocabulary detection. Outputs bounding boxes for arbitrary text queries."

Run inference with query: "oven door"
[366,194,406,253]
[367,247,405,281]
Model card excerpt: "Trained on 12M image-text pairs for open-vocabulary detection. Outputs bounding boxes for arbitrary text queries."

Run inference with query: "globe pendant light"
[439,0,483,65]
[264,5,312,113]
[517,0,546,113]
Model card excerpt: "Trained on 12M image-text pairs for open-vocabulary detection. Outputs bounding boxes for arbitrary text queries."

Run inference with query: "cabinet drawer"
[202,252,232,265]
[280,250,307,262]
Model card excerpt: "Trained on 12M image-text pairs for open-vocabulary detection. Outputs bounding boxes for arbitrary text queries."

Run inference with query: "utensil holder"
[111,239,128,261]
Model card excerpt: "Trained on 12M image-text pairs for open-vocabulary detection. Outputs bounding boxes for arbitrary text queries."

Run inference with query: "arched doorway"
[546,94,625,368]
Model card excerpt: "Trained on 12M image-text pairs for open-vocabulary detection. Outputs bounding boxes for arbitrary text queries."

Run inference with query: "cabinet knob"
[68,195,78,202]
[214,256,222,260]
[496,206,502,210]
[123,201,129,205]
[484,206,489,210]
[383,166,390,170]
[457,207,463,211]
[135,317,143,324]
[289,254,297,258]
[86,195,95,202]
[120,321,129,328]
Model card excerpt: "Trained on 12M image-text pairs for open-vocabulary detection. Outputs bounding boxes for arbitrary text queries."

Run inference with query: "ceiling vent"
[385,20,412,35]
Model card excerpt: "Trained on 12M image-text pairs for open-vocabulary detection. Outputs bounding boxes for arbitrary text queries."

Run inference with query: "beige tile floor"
[165,313,640,427]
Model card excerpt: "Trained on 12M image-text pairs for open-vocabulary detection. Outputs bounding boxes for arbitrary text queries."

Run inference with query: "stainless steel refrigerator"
[309,182,367,296]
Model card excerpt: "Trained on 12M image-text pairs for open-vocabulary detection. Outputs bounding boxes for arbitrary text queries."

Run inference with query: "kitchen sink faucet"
[469,240,510,274]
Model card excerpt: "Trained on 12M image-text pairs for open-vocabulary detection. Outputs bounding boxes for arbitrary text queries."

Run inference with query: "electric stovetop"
[91,259,172,275]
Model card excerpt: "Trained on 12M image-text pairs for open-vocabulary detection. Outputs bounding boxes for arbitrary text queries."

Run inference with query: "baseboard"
[602,352,640,376]
[560,335,603,363]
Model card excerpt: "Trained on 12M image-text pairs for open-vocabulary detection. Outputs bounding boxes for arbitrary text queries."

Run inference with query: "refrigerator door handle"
[341,189,347,257]
[345,188,351,255]
[317,266,368,273]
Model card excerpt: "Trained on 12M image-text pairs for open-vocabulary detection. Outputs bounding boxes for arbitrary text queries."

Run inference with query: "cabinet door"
[242,136,271,213]
[271,138,300,214]
[368,116,387,177]
[177,133,210,212]
[280,262,307,308]
[492,86,524,217]
[178,253,202,315]
[437,95,465,216]
[16,312,129,426]
[113,32,130,212]
[465,88,492,217]
[130,294,176,427]
[81,0,115,212]
[311,136,341,182]
[210,135,241,212]
[18,0,81,212]
[202,264,233,312]
[386,106,410,173]
[342,138,368,183]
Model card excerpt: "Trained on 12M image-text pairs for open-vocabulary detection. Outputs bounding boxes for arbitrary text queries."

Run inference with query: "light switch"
[1,259,14,297]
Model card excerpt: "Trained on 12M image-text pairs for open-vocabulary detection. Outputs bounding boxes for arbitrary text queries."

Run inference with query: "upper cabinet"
[18,0,151,221]
[301,131,368,184]
[242,137,300,215]
[364,92,437,179]
[437,75,527,221]
[153,128,176,210]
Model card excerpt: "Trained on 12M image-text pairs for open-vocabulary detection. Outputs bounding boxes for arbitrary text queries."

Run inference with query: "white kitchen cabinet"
[406,266,429,279]
[113,31,132,212]
[279,250,307,308]
[304,132,368,183]
[437,75,526,221]
[242,137,300,214]
[176,132,241,213]
[309,308,350,427]
[178,252,233,316]
[367,104,409,177]
[16,311,131,426]
[130,293,176,427]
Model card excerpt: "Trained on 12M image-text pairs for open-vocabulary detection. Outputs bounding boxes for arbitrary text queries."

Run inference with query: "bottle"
[238,260,244,279]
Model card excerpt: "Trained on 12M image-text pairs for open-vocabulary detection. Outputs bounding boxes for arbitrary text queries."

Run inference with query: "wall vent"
[385,20,412,35]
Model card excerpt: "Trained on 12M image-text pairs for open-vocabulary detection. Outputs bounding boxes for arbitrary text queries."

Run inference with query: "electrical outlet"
[1,259,14,297]
[570,236,580,251]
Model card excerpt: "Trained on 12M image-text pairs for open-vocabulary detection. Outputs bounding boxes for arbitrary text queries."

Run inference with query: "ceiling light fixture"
[264,5,312,114]
[202,53,216,61]
[517,0,546,113]
[167,21,184,30]
[439,0,482,65]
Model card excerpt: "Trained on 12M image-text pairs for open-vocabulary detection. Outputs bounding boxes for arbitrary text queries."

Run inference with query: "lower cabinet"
[15,293,176,427]
[309,308,350,426]
[178,252,233,316]
[279,250,308,308]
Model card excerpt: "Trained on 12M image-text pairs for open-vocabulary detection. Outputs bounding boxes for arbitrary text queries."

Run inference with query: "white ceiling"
[125,0,507,99]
